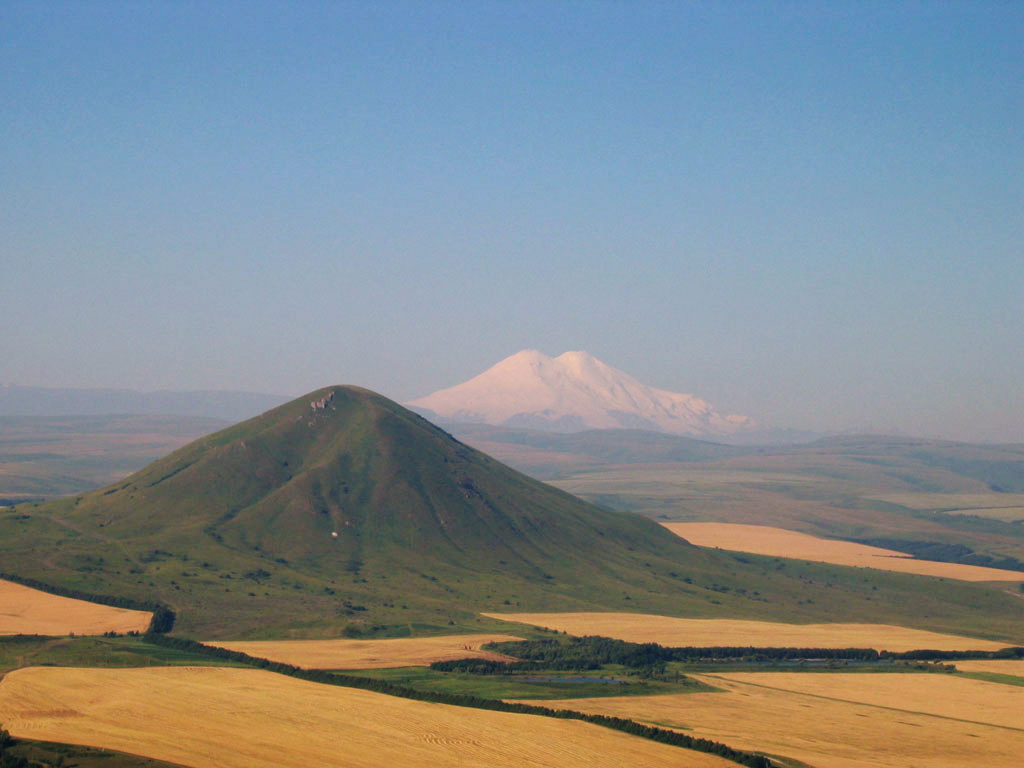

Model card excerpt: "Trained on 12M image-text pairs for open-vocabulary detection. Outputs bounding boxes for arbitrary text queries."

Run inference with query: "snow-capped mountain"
[408,350,755,436]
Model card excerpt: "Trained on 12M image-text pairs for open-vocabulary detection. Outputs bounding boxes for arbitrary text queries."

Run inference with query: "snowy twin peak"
[408,350,755,437]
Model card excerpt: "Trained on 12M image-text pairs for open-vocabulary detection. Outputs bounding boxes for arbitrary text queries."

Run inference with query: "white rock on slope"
[408,350,755,436]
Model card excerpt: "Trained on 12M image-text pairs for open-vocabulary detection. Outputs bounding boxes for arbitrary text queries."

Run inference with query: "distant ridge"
[0,384,288,422]
[409,350,755,437]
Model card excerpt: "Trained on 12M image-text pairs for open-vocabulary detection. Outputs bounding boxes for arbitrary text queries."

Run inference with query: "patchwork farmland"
[209,633,525,669]
[0,666,739,768]
[526,672,1024,768]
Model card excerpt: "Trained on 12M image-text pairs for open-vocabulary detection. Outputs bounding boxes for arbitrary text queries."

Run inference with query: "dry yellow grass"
[526,672,1024,768]
[0,666,738,768]
[483,612,1012,652]
[0,578,151,636]
[954,659,1024,677]
[943,507,1024,522]
[208,633,525,669]
[663,522,1024,581]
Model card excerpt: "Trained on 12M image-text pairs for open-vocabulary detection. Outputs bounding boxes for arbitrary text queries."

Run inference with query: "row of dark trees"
[0,728,29,768]
[432,636,1024,674]
[143,633,773,768]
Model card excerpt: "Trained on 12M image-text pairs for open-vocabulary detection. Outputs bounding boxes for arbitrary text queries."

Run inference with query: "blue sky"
[2,1,1021,440]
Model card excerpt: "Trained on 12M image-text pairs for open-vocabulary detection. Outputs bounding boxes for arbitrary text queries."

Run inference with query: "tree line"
[431,636,1024,674]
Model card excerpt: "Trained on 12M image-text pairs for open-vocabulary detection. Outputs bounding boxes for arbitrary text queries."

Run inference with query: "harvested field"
[483,612,1012,652]
[954,659,1024,677]
[664,522,1024,581]
[0,666,739,768]
[527,672,1024,768]
[0,579,151,636]
[709,672,1024,729]
[208,633,525,669]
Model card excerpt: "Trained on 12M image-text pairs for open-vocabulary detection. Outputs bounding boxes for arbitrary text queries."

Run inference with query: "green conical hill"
[3,387,1023,641]
[77,385,685,576]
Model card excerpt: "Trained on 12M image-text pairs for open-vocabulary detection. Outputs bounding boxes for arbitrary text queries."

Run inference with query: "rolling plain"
[2,391,1024,767]
[209,633,524,669]
[0,666,739,768]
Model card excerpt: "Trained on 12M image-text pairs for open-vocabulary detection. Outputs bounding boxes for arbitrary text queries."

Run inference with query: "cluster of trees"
[0,727,29,768]
[143,634,773,768]
[433,636,1024,674]
[439,636,886,673]
[0,572,175,635]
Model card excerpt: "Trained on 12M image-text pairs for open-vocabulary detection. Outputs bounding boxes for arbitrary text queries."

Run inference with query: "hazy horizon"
[3,2,1021,442]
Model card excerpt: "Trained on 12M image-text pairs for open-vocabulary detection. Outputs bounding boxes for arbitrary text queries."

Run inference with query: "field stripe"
[207,633,524,669]
[483,612,1013,651]
[0,579,151,636]
[663,523,1024,582]
[701,674,1024,734]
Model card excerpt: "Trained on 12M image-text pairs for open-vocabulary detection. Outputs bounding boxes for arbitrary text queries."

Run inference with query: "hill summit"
[409,350,755,436]
[1,385,723,634]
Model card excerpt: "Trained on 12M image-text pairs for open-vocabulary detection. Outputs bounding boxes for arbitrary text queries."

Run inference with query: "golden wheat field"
[0,666,739,768]
[208,633,524,669]
[483,612,1012,652]
[0,579,151,636]
[953,659,1024,677]
[526,672,1024,768]
[663,522,1024,581]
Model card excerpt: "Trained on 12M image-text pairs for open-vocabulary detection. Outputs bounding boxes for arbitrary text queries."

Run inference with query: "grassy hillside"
[1,388,1022,641]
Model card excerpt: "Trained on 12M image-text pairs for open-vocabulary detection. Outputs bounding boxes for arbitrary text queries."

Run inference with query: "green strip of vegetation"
[0,635,249,676]
[433,635,1024,674]
[956,670,1024,688]
[142,633,775,768]
[353,665,714,700]
[676,661,953,674]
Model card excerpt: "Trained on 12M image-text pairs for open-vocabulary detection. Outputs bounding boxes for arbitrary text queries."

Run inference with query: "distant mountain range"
[0,384,287,422]
[409,350,756,437]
